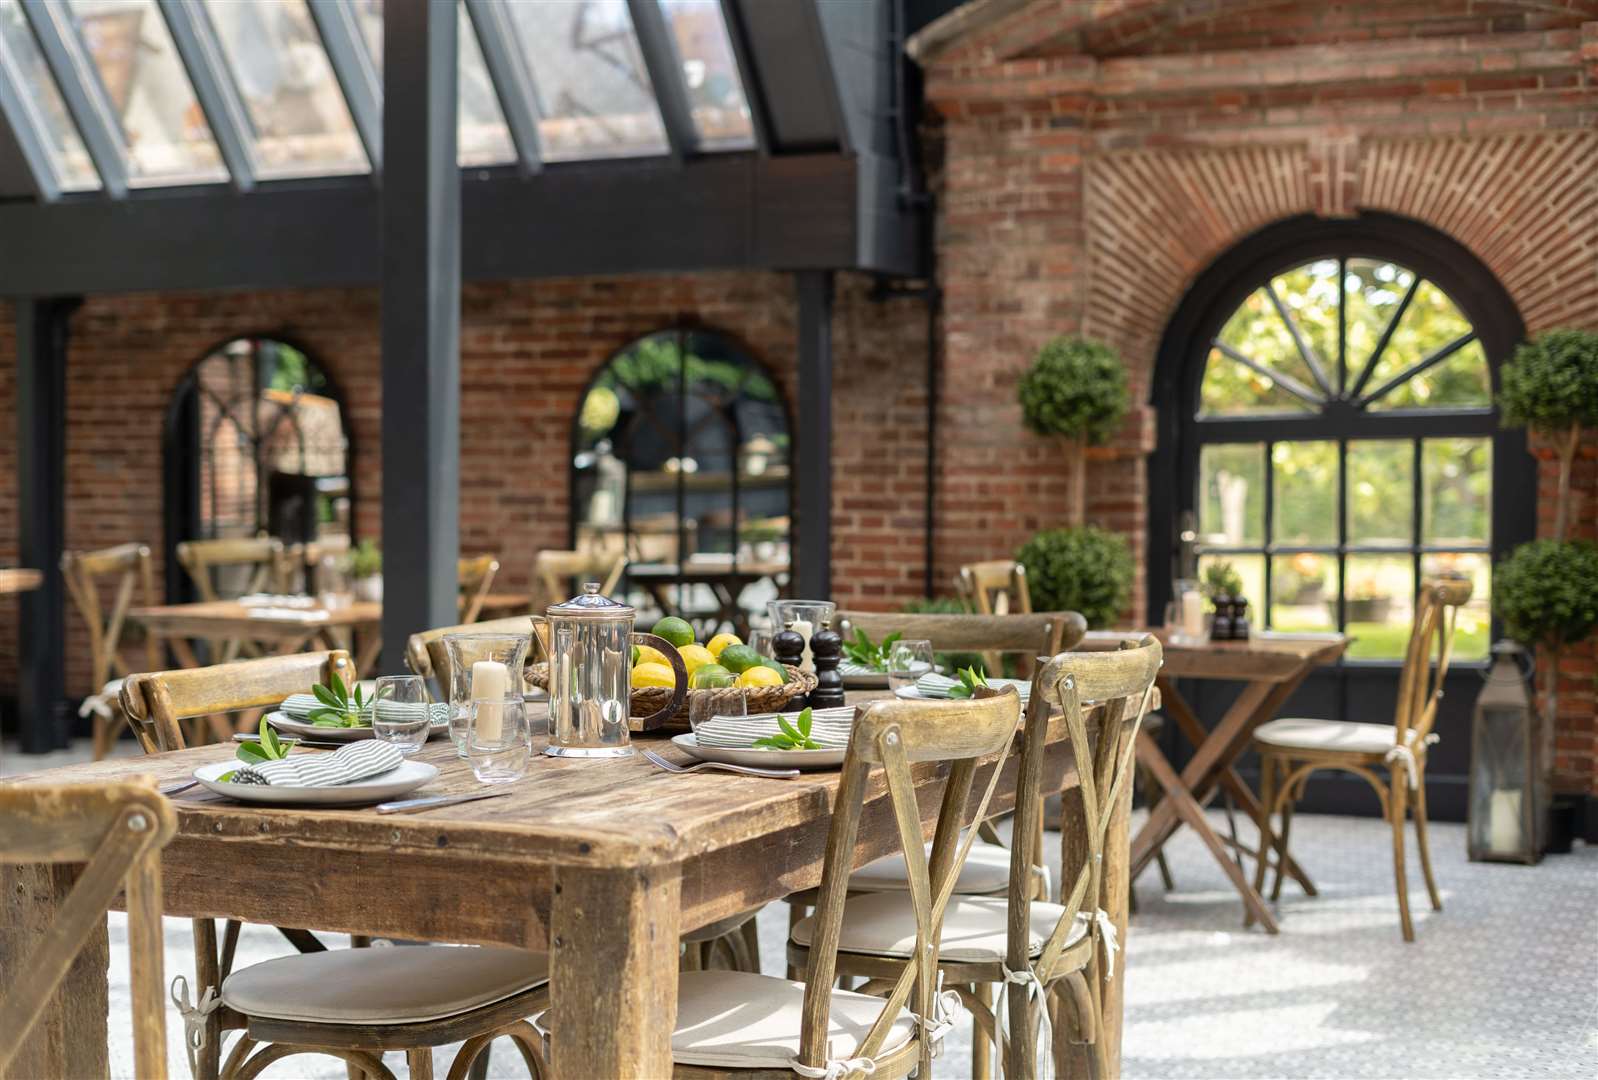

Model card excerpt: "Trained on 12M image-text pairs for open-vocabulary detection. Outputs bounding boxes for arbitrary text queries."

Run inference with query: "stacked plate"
[691,705,856,749]
[898,672,1032,703]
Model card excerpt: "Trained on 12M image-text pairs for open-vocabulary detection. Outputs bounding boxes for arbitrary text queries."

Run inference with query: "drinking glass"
[689,670,746,736]
[747,628,774,659]
[467,695,530,784]
[887,639,934,692]
[372,674,430,754]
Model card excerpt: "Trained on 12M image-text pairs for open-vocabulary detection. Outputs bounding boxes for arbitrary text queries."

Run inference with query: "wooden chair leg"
[1270,784,1296,903]
[1412,771,1442,912]
[970,983,991,1080]
[193,918,224,1080]
[407,1047,434,1080]
[1390,773,1415,942]
[785,902,805,980]
[739,911,761,974]
[1247,754,1276,928]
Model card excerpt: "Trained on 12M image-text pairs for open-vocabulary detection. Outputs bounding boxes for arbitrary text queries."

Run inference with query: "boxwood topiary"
[1016,526,1134,629]
[1498,329,1598,540]
[1018,337,1131,525]
[1492,539,1598,649]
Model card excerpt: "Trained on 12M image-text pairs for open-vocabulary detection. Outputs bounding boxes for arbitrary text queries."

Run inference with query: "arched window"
[572,328,791,617]
[164,337,351,595]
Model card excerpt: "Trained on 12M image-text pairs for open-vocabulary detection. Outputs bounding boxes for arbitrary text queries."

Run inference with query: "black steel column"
[16,298,75,752]
[795,270,833,599]
[379,0,459,674]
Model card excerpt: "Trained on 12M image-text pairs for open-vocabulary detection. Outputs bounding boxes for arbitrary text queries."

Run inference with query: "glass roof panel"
[65,0,227,185]
[660,0,753,149]
[502,0,669,161]
[0,1,100,190]
[347,0,516,168]
[202,0,368,178]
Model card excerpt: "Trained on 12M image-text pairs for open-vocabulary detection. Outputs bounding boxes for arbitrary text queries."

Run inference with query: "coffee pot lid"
[547,581,634,619]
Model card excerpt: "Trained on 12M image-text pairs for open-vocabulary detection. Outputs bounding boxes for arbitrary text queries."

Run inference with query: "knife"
[375,790,514,815]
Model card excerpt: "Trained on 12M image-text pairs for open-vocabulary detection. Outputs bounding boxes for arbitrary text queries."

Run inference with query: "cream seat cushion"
[849,839,1018,895]
[791,892,1087,964]
[672,970,916,1070]
[1255,718,1422,756]
[222,945,548,1025]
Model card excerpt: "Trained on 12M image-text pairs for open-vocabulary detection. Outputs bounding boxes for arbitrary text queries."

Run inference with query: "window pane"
[1271,553,1337,633]
[1422,552,1489,661]
[660,0,752,149]
[1423,438,1491,546]
[1369,338,1492,411]
[1343,259,1413,389]
[1344,554,1414,660]
[1200,286,1321,416]
[1362,278,1489,410]
[1269,260,1338,391]
[1347,440,1412,547]
[1272,441,1338,547]
[203,0,368,177]
[504,0,668,161]
[1198,553,1263,621]
[0,2,99,189]
[66,0,226,184]
[1198,443,1264,547]
[457,3,514,166]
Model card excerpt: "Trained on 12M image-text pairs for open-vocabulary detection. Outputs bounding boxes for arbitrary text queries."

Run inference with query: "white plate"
[191,758,439,806]
[265,711,448,744]
[671,733,844,771]
[893,676,1032,701]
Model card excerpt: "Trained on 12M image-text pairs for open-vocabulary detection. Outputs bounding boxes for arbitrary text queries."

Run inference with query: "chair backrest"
[835,610,1087,677]
[404,614,536,694]
[0,779,176,1079]
[457,555,501,624]
[1394,577,1473,745]
[799,689,1023,1077]
[60,542,159,686]
[120,650,354,753]
[1004,634,1161,1075]
[175,537,284,601]
[531,549,627,613]
[281,537,352,594]
[958,560,1033,616]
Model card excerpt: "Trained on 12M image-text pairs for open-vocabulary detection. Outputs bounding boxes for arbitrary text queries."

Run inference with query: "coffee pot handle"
[631,632,688,728]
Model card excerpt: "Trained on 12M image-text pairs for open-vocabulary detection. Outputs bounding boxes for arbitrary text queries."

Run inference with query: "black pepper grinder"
[1230,597,1251,640]
[772,626,808,710]
[1210,597,1234,642]
[808,622,846,709]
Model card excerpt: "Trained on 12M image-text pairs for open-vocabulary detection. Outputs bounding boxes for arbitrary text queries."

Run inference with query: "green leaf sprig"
[842,629,903,672]
[752,706,821,750]
[947,666,989,699]
[308,674,367,728]
[220,718,294,781]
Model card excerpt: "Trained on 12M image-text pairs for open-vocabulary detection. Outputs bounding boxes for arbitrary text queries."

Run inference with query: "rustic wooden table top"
[129,594,531,638]
[1083,628,1348,681]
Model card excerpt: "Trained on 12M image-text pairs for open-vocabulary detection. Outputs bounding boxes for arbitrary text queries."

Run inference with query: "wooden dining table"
[2,689,1134,1079]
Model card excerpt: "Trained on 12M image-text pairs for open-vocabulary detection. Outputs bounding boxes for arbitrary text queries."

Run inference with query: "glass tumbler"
[467,695,530,784]
[689,670,747,736]
[372,674,431,754]
[444,633,529,757]
[887,639,934,692]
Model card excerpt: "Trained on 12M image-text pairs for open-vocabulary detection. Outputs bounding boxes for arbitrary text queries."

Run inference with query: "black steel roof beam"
[306,0,382,175]
[717,0,770,155]
[462,0,542,175]
[20,0,127,196]
[626,0,698,160]
[0,27,63,200]
[157,0,256,192]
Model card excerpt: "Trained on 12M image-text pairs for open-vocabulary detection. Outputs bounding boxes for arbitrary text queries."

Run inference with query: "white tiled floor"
[7,741,1595,1079]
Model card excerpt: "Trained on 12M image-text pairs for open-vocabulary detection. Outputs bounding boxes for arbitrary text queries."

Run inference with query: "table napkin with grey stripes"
[229,740,404,787]
[280,694,450,727]
[914,672,1032,702]
[693,705,857,749]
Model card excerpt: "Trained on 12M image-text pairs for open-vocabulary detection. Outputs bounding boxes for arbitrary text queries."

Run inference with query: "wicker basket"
[526,662,817,732]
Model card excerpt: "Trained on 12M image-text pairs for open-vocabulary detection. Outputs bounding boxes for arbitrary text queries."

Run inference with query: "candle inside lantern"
[1181,589,1205,638]
[1487,789,1522,854]
[790,619,814,674]
[471,660,509,742]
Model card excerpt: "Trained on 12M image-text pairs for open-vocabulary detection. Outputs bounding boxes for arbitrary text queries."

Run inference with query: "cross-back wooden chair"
[788,636,1161,1079]
[955,561,1034,675]
[531,549,627,613]
[1251,577,1473,942]
[0,778,176,1080]
[176,538,287,661]
[457,554,502,624]
[60,542,160,759]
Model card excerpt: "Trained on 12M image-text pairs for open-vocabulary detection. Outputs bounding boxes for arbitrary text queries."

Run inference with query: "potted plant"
[1202,561,1244,607]
[1341,574,1392,625]
[1015,526,1134,629]
[345,540,383,603]
[1018,337,1131,526]
[1499,328,1598,541]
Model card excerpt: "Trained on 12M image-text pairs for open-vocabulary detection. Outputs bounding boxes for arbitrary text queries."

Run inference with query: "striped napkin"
[280,694,450,727]
[229,740,403,787]
[693,705,857,750]
[914,672,1031,703]
[838,661,882,678]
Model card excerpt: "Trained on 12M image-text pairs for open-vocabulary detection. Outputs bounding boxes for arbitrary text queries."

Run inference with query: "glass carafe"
[443,632,530,757]
[537,582,686,758]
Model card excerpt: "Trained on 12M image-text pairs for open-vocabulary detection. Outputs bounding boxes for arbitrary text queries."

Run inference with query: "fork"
[642,749,799,779]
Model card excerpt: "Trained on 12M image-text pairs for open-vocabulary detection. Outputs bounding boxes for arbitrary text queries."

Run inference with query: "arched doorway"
[163,336,352,601]
[1148,212,1535,819]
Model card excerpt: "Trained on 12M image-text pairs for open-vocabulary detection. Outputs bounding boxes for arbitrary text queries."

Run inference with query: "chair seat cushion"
[222,945,547,1025]
[1255,718,1422,756]
[849,840,1014,895]
[671,970,915,1069]
[791,892,1086,964]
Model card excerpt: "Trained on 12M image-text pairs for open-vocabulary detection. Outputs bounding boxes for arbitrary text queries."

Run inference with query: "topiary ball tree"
[1018,337,1131,526]
[1016,526,1134,629]
[1499,328,1598,541]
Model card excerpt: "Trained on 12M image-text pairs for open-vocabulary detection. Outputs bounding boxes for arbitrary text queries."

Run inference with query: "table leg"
[1135,732,1279,933]
[0,862,110,1077]
[549,863,681,1078]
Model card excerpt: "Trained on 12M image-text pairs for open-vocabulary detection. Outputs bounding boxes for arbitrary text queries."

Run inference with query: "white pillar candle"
[471,660,509,742]
[1181,589,1205,638]
[1488,790,1522,854]
[791,619,814,674]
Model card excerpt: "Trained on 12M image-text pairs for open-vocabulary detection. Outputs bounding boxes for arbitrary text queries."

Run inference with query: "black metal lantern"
[1467,641,1543,864]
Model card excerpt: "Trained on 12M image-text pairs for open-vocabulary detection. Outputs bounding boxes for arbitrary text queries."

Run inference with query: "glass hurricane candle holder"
[443,633,529,758]
[766,600,835,674]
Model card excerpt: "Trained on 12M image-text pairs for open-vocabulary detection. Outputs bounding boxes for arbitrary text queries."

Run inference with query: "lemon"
[651,616,695,648]
[630,662,675,689]
[678,643,715,675]
[633,644,669,668]
[706,632,743,658]
[737,666,784,689]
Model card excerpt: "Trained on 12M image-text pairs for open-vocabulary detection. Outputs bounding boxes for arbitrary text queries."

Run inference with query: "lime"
[630,644,640,667]
[706,632,742,658]
[651,616,695,649]
[718,644,761,674]
[689,663,733,689]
